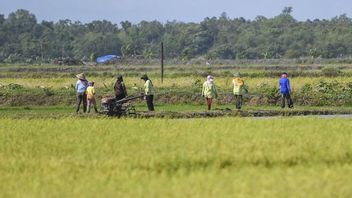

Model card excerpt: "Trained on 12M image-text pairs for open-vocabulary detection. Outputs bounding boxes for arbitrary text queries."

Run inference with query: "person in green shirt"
[141,74,155,111]
[202,75,218,110]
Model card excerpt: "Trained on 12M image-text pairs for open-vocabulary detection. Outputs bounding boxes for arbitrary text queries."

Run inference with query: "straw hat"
[76,73,86,80]
[233,72,241,77]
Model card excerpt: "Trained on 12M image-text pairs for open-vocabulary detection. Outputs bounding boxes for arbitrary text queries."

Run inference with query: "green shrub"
[256,83,280,104]
[321,66,342,77]
[42,87,55,96]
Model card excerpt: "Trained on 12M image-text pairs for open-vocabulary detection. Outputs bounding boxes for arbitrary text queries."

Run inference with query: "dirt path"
[1,107,352,119]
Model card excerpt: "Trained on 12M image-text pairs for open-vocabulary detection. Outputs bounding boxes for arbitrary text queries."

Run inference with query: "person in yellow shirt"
[141,74,155,111]
[86,81,98,113]
[232,72,246,109]
[202,75,218,110]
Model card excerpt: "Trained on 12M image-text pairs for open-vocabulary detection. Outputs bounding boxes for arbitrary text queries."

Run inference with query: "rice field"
[1,117,352,197]
[2,63,352,197]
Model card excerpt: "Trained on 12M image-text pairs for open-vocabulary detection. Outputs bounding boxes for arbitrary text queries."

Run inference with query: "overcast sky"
[1,0,351,24]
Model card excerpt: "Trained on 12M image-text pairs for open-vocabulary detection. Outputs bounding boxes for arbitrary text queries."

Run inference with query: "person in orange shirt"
[86,81,98,113]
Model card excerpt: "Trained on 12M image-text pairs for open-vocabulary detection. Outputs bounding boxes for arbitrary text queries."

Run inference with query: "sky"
[0,0,351,24]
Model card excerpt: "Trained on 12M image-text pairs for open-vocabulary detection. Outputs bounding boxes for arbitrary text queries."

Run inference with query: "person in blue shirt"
[75,73,88,113]
[279,72,294,108]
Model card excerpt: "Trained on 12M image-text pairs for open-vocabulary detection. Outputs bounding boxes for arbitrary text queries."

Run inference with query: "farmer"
[114,74,128,101]
[141,74,155,111]
[232,72,246,109]
[75,73,88,113]
[202,75,218,110]
[279,72,294,108]
[86,81,98,113]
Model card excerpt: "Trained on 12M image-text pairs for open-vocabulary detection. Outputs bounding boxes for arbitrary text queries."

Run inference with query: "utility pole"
[40,40,43,63]
[161,42,164,83]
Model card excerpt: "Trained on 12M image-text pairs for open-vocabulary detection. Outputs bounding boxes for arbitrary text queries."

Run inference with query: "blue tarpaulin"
[96,55,120,64]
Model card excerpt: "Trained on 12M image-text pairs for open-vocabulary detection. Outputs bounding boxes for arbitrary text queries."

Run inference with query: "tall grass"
[1,117,352,197]
[2,76,352,90]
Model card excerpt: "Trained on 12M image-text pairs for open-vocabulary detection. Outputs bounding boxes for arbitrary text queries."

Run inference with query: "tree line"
[0,7,352,63]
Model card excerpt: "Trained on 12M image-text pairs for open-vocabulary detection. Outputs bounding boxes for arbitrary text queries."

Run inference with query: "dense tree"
[87,20,118,33]
[73,32,122,58]
[1,8,352,63]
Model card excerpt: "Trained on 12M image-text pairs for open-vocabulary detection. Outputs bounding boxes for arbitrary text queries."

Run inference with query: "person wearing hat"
[114,74,128,101]
[202,75,218,110]
[75,73,88,113]
[86,81,98,113]
[232,72,246,110]
[279,72,294,108]
[141,74,154,111]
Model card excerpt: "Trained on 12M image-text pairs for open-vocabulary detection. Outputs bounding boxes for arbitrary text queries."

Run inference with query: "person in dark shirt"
[114,74,127,100]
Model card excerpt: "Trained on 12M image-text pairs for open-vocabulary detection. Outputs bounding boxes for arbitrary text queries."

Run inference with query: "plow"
[101,94,144,116]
